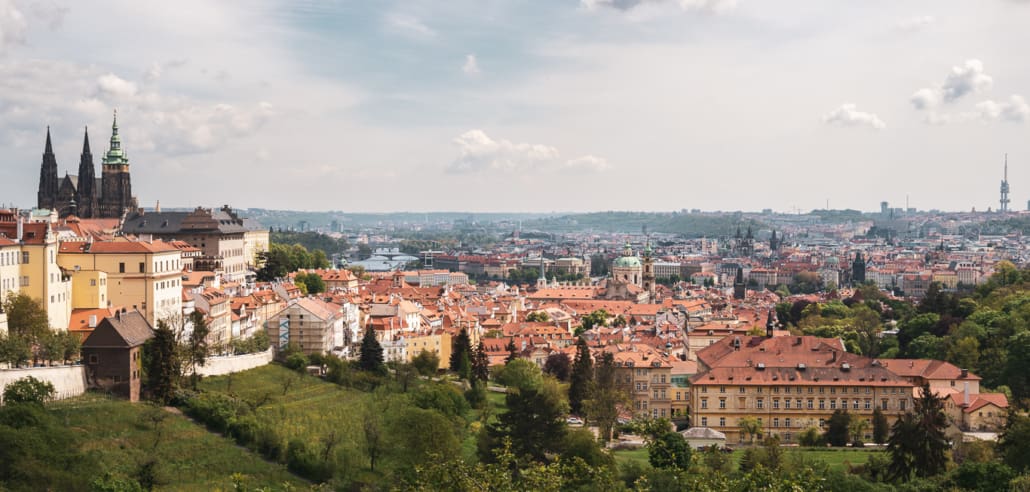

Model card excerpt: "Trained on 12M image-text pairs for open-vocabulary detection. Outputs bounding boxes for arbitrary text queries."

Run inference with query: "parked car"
[566,416,584,425]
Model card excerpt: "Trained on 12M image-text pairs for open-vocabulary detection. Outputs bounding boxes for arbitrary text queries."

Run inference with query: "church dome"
[613,256,641,268]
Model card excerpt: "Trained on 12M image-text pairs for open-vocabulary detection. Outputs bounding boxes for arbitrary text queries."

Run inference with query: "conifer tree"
[505,338,519,364]
[568,337,594,416]
[450,328,472,375]
[359,327,384,373]
[472,341,490,382]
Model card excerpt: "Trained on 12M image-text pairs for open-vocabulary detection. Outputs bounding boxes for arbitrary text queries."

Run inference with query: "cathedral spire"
[82,126,91,155]
[44,126,54,154]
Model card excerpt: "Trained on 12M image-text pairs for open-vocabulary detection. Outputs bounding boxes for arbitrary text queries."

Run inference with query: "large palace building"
[37,111,138,219]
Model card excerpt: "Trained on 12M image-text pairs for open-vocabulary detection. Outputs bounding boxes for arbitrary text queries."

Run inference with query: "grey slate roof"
[83,311,154,348]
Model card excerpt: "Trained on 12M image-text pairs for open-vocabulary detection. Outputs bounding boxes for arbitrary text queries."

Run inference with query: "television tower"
[1000,154,1010,213]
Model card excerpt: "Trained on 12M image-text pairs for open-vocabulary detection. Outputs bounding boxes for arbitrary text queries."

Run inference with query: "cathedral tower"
[75,127,98,218]
[642,239,656,302]
[99,111,137,218]
[37,127,59,210]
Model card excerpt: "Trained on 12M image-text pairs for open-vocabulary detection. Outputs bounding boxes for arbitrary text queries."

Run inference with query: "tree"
[2,376,54,405]
[526,311,550,323]
[583,352,625,442]
[999,412,1030,473]
[872,407,889,445]
[358,327,384,374]
[739,416,763,445]
[472,341,490,382]
[485,378,568,462]
[543,352,572,381]
[411,349,440,376]
[145,320,181,404]
[450,328,472,380]
[504,337,519,364]
[887,384,949,481]
[184,310,210,390]
[568,337,593,416]
[3,293,49,342]
[1004,331,1030,405]
[580,310,610,332]
[648,432,691,470]
[0,334,31,367]
[849,417,869,445]
[825,410,851,447]
[294,272,326,295]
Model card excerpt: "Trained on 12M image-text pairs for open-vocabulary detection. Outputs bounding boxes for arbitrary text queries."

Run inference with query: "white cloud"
[823,103,886,130]
[462,54,480,75]
[581,0,737,13]
[977,95,1029,122]
[0,0,27,52]
[912,59,993,109]
[447,129,608,174]
[895,15,934,32]
[385,13,435,38]
[96,73,139,99]
[563,155,610,171]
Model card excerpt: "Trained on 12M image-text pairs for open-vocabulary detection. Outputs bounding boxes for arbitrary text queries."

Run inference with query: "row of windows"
[701,397,909,411]
[0,250,22,266]
[703,385,905,395]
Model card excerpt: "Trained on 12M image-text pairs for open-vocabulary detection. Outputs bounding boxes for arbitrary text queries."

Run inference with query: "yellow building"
[605,344,674,420]
[0,236,20,304]
[15,221,72,330]
[57,239,183,326]
[403,330,453,371]
[69,270,108,310]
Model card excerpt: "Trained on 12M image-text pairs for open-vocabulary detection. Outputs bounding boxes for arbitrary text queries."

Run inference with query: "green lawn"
[51,393,306,491]
[199,364,371,451]
[614,446,880,473]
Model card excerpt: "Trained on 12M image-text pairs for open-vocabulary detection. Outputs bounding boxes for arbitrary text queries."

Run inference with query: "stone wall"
[0,365,87,403]
[192,348,274,377]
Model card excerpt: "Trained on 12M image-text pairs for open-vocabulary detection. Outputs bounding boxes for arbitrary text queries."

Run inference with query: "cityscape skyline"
[1,1,1029,213]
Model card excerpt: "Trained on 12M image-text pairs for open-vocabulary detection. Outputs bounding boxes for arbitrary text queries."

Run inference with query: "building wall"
[0,365,87,402]
[0,244,20,304]
[83,346,143,401]
[20,242,72,330]
[57,250,183,325]
[192,347,274,376]
[70,270,108,310]
[243,229,269,270]
[690,382,912,443]
[616,365,673,419]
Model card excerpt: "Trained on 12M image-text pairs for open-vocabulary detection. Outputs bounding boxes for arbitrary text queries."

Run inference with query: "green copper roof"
[102,110,129,166]
[613,256,641,268]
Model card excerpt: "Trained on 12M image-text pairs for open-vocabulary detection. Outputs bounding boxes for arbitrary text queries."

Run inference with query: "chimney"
[89,315,97,328]
[960,368,969,378]
[16,216,23,241]
[963,382,970,405]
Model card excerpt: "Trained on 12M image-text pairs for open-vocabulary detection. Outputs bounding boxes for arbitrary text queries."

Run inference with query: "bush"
[411,350,440,376]
[183,392,245,434]
[284,353,309,371]
[465,381,487,409]
[286,439,334,483]
[231,331,271,355]
[947,461,1016,492]
[799,426,822,447]
[2,376,55,405]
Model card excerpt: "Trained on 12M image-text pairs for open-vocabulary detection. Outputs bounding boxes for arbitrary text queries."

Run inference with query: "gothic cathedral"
[37,111,137,219]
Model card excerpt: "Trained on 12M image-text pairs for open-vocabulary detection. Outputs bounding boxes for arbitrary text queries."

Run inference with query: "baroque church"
[37,112,138,219]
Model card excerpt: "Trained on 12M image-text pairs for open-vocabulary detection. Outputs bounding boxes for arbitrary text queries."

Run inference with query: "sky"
[1,0,1029,214]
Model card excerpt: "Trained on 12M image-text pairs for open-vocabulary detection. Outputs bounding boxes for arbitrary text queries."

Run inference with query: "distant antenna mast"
[1000,154,1011,213]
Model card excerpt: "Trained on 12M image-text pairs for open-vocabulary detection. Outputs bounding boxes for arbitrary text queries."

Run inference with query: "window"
[119,262,125,273]
[719,417,725,427]
[900,399,907,411]
[881,399,888,410]
[830,387,836,394]
[90,279,97,287]
[819,399,825,410]
[21,251,28,264]
[819,387,825,394]
[701,399,708,409]
[807,399,814,409]
[719,399,726,409]
[756,387,763,393]
[740,386,746,393]
[864,400,871,410]
[88,354,98,364]
[701,417,708,427]
[720,386,726,393]
[701,387,707,393]
[830,399,837,410]
[139,262,145,273]
[784,399,790,409]
[756,398,764,409]
[785,418,791,428]
[796,399,802,409]
[852,400,859,410]
[773,418,780,428]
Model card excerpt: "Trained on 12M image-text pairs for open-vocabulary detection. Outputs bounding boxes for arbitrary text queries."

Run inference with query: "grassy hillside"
[51,393,305,491]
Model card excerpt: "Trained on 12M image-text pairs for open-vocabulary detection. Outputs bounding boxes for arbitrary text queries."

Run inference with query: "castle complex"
[36,111,138,219]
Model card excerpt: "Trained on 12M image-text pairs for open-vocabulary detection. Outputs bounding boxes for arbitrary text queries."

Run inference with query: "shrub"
[948,461,1016,492]
[799,426,822,446]
[284,353,309,371]
[286,439,334,483]
[2,376,55,405]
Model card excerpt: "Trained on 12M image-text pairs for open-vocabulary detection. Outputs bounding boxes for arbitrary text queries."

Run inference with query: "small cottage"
[81,310,154,402]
